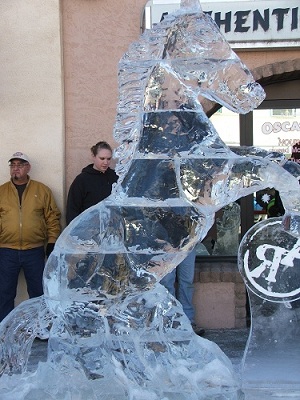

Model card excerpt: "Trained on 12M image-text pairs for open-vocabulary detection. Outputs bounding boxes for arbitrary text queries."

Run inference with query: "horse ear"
[180,0,202,12]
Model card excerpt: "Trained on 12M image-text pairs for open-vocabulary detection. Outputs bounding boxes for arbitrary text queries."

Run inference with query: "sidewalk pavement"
[23,329,300,399]
[27,328,250,372]
[204,327,249,367]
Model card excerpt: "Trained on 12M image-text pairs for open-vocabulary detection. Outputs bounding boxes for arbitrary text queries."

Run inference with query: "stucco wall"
[239,49,300,73]
[62,0,146,194]
[0,0,65,216]
[0,0,64,306]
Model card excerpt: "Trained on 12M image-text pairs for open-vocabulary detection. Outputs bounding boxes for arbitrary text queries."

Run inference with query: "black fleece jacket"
[66,164,118,224]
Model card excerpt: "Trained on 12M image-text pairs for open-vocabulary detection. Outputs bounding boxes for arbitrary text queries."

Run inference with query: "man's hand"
[46,243,55,258]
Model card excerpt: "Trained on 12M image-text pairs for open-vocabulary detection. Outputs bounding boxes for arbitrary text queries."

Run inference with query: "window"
[210,108,240,147]
[253,107,300,158]
[271,109,296,117]
[206,101,300,257]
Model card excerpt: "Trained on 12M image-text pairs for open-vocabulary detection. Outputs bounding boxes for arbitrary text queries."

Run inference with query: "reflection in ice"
[1,0,300,398]
[212,202,241,256]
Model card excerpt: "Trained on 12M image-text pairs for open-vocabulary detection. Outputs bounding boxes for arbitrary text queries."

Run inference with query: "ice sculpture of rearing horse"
[1,1,300,398]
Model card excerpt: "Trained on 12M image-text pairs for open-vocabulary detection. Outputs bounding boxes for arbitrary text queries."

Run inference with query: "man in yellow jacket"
[0,151,61,321]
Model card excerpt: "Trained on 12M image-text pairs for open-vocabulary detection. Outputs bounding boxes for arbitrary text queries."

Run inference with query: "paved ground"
[203,328,249,366]
[28,327,250,372]
[16,329,300,399]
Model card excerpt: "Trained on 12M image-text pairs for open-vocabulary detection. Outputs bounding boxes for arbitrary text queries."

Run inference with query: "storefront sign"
[259,121,300,155]
[262,120,300,134]
[203,0,299,47]
[147,0,300,48]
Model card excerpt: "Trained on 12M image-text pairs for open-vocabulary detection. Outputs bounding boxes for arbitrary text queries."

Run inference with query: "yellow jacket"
[0,178,61,250]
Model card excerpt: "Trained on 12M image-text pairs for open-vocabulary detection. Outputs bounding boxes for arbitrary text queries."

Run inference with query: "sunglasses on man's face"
[9,163,29,169]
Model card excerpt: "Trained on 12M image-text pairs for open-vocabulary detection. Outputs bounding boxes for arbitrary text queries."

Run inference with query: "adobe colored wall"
[62,0,146,194]
[0,0,64,214]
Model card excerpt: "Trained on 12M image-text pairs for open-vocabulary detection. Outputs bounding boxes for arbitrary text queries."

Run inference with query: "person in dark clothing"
[291,141,300,165]
[266,189,284,218]
[255,188,284,218]
[66,141,118,224]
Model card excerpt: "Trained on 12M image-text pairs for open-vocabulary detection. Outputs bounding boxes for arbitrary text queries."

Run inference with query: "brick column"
[193,258,248,329]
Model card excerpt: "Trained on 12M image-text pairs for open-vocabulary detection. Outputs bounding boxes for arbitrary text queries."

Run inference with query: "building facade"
[1,0,299,327]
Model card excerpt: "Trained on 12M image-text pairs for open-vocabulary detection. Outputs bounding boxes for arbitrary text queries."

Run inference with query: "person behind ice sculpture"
[0,152,61,322]
[256,143,300,219]
[66,141,118,225]
[291,141,300,166]
[256,187,284,218]
[270,141,300,218]
[266,189,284,218]
[288,141,300,310]
[160,248,205,335]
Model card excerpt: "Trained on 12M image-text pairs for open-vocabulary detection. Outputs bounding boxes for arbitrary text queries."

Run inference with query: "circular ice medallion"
[238,217,300,302]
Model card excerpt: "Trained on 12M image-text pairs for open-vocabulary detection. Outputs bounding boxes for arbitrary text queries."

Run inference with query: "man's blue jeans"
[160,249,196,323]
[0,246,45,321]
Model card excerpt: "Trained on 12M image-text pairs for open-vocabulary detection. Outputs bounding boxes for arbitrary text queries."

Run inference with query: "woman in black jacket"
[66,141,118,225]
